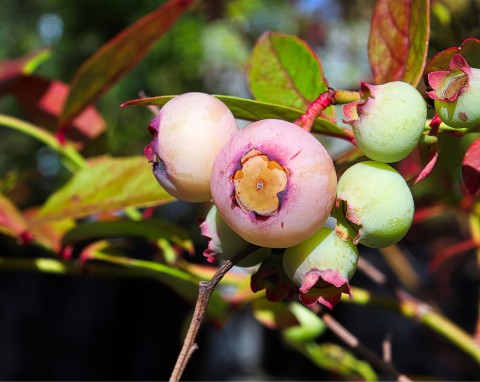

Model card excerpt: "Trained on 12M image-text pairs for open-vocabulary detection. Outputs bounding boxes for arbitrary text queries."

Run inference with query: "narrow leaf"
[248,32,335,122]
[30,156,174,225]
[462,137,480,196]
[59,0,193,127]
[252,298,299,330]
[122,95,351,140]
[368,0,430,86]
[61,219,193,253]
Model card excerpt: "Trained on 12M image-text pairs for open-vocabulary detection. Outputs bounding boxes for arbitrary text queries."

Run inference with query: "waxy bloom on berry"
[144,92,238,202]
[333,161,414,248]
[283,228,358,309]
[210,119,337,248]
[427,55,480,129]
[343,81,427,163]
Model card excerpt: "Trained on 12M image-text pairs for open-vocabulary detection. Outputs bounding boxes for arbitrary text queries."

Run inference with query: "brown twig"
[320,312,412,382]
[169,245,258,382]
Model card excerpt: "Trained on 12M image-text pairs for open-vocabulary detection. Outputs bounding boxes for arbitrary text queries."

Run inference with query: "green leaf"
[0,114,86,171]
[59,0,193,127]
[248,32,335,122]
[368,0,430,86]
[61,219,193,254]
[252,298,299,329]
[122,95,351,140]
[282,302,326,342]
[0,193,27,238]
[31,156,174,225]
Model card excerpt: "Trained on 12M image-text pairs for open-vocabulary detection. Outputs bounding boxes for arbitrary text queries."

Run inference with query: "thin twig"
[169,245,258,382]
[320,312,412,382]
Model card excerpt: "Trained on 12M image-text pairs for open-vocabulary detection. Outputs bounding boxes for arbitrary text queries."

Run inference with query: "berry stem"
[169,244,258,382]
[295,89,336,132]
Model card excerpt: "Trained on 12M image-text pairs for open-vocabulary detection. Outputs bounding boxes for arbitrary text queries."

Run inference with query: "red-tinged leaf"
[368,0,430,86]
[10,75,105,145]
[462,138,480,196]
[0,49,51,95]
[29,156,175,225]
[0,193,28,239]
[248,32,335,122]
[429,239,477,271]
[23,208,76,253]
[424,38,480,84]
[59,0,193,128]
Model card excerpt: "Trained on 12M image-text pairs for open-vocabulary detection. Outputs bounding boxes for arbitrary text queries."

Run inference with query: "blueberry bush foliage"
[2,0,480,380]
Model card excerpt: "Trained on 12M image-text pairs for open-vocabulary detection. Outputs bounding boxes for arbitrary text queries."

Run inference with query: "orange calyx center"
[232,149,288,216]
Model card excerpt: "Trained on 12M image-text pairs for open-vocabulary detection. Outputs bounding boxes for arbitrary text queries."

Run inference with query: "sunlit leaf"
[424,38,480,83]
[252,298,299,329]
[30,156,174,224]
[282,302,326,342]
[462,137,480,196]
[248,32,335,122]
[122,95,350,140]
[59,0,193,127]
[368,0,430,86]
[0,193,27,238]
[10,75,105,144]
[61,219,193,253]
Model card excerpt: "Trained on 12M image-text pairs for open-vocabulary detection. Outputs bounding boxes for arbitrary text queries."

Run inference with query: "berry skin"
[210,119,337,249]
[332,161,414,248]
[428,55,480,129]
[343,81,427,163]
[199,205,270,267]
[144,92,238,202]
[283,227,358,309]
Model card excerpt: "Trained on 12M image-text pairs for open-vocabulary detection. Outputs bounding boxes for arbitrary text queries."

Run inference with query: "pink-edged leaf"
[424,38,480,84]
[10,75,105,145]
[368,0,430,86]
[248,31,335,122]
[0,193,29,239]
[58,0,193,128]
[0,49,51,95]
[29,156,175,225]
[462,138,480,196]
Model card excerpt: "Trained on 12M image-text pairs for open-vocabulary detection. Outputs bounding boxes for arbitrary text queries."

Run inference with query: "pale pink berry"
[144,92,238,202]
[210,119,337,248]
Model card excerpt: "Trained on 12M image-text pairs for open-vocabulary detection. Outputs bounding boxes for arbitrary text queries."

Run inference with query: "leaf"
[0,49,51,95]
[59,0,193,127]
[0,193,28,238]
[248,32,335,122]
[368,0,430,86]
[462,138,480,196]
[10,75,105,144]
[122,95,351,140]
[252,298,299,329]
[282,302,326,342]
[424,38,480,83]
[61,219,193,253]
[0,114,86,171]
[30,156,175,225]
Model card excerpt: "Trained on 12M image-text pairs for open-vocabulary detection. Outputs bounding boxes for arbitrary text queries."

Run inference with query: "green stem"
[0,114,87,171]
[333,89,361,104]
[346,287,480,364]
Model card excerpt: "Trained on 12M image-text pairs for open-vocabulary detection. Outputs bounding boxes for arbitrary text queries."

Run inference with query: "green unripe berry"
[343,81,427,163]
[332,161,414,248]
